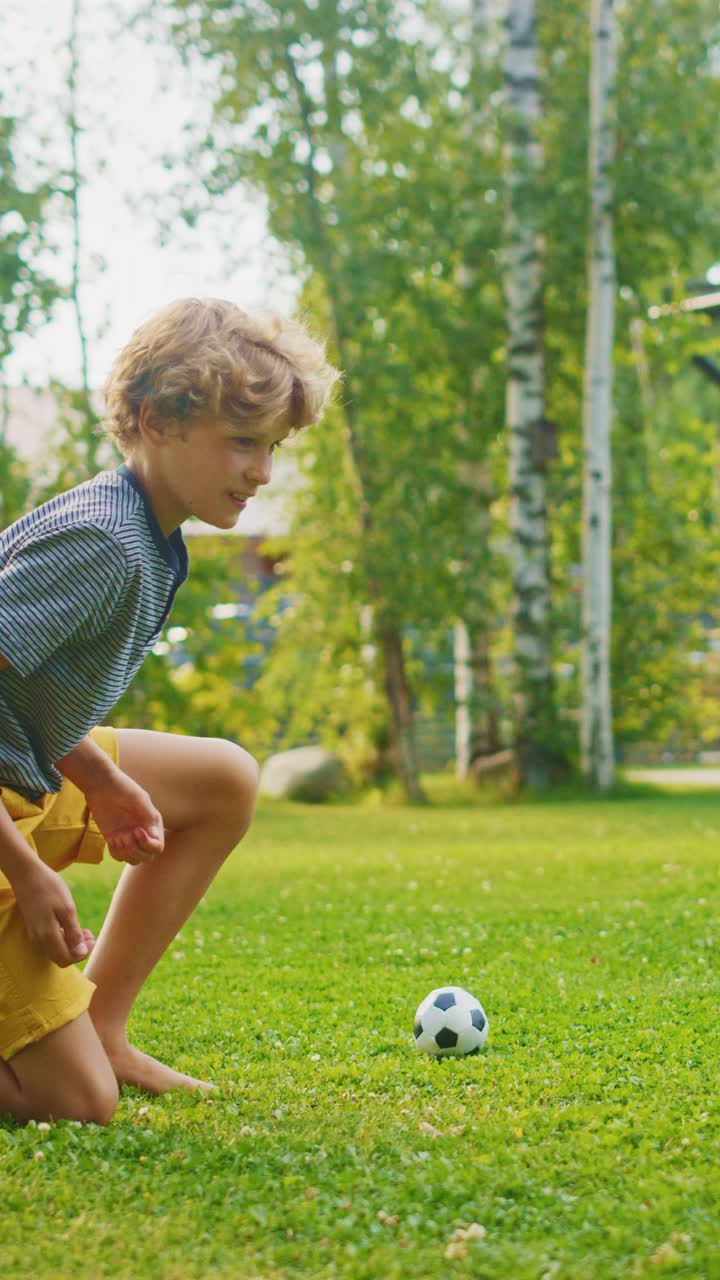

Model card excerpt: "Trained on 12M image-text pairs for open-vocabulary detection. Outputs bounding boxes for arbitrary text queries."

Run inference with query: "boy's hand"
[13,861,95,968]
[84,772,165,866]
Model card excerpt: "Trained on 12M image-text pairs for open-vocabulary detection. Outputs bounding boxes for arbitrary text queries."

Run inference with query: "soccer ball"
[413,986,489,1058]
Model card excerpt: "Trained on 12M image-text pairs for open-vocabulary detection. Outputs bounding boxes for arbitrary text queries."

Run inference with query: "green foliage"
[613,0,720,292]
[528,0,720,756]
[3,793,720,1275]
[158,0,720,771]
[0,102,64,534]
[3,0,719,768]
[546,289,720,750]
[0,108,60,362]
[251,403,387,777]
[610,311,720,745]
[33,384,117,500]
[111,535,275,746]
[0,438,32,532]
[163,0,508,776]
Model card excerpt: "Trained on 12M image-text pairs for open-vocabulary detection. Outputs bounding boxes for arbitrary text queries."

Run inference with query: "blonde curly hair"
[101,297,341,453]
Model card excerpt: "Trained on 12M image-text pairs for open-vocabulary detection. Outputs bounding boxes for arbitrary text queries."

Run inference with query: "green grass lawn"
[3,785,719,1278]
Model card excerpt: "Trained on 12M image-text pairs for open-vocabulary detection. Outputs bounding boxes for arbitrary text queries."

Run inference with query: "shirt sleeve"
[0,523,129,678]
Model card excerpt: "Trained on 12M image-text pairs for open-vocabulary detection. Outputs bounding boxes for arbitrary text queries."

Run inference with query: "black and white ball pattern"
[413,986,489,1058]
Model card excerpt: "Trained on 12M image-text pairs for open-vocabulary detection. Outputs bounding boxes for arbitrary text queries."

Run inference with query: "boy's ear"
[137,399,166,445]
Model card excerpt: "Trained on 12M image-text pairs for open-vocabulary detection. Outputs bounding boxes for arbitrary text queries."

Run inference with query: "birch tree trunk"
[453,0,503,780]
[454,620,473,779]
[581,0,617,788]
[454,618,502,777]
[68,0,100,475]
[502,0,562,787]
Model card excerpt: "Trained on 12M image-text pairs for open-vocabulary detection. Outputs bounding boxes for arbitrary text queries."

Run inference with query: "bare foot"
[99,1036,216,1096]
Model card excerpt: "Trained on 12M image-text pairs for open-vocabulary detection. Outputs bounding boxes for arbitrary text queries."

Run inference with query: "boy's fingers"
[55,907,89,963]
[108,831,145,863]
[138,819,164,850]
[41,920,69,967]
[51,935,73,968]
[137,825,163,853]
[107,827,160,861]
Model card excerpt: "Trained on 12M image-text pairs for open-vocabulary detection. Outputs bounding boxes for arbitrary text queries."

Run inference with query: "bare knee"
[9,1016,121,1127]
[20,1074,119,1127]
[208,740,259,826]
[71,1075,119,1126]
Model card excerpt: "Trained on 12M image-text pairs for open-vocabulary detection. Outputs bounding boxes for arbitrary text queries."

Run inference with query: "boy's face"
[131,412,290,533]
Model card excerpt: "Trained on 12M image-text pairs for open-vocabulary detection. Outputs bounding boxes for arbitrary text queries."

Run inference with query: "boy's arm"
[56,735,165,866]
[0,525,128,680]
[1,650,163,865]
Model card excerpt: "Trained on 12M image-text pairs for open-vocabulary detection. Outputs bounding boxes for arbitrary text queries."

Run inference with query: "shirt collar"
[115,464,188,583]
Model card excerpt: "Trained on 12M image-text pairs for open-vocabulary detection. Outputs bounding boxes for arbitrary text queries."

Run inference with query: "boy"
[0,297,339,1125]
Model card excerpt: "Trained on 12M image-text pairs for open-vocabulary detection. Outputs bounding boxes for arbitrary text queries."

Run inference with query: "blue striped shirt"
[0,464,188,798]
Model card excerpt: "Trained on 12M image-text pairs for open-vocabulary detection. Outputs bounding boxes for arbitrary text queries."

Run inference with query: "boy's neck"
[123,457,184,536]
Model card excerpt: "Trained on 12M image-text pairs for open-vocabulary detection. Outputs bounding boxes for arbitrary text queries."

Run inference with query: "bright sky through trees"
[2,0,297,388]
[6,1,716,394]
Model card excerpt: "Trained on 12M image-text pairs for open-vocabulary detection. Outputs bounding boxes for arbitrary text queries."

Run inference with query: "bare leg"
[0,1056,27,1122]
[84,730,258,1096]
[1,1013,119,1126]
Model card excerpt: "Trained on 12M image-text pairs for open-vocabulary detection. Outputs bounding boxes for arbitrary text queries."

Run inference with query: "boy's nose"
[246,450,273,486]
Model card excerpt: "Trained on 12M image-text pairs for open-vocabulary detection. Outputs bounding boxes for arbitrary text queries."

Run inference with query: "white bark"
[453,0,501,779]
[581,0,618,788]
[453,451,498,776]
[503,0,555,780]
[454,620,473,778]
[454,610,501,778]
[68,0,90,403]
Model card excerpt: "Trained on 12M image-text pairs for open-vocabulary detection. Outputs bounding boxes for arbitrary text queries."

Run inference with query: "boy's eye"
[231,437,283,451]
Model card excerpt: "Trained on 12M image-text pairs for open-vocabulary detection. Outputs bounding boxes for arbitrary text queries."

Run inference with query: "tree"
[31,0,114,502]
[158,0,510,799]
[148,0,720,787]
[610,304,720,754]
[0,106,62,529]
[502,0,567,786]
[65,0,104,479]
[452,0,505,778]
[581,0,617,788]
[0,116,58,365]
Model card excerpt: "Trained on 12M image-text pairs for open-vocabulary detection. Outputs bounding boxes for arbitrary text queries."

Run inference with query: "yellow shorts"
[0,726,119,1061]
